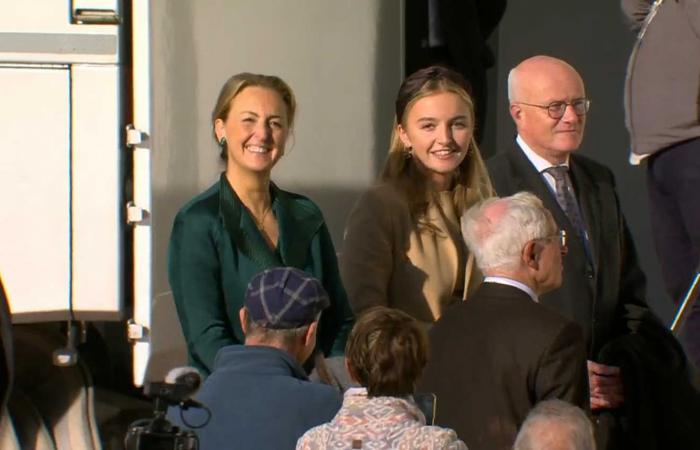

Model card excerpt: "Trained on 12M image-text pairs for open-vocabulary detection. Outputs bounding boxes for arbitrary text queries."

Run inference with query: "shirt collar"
[516,134,569,173]
[483,276,539,303]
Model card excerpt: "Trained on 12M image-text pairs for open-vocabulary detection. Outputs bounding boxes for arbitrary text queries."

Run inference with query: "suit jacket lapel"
[506,145,599,273]
[274,186,324,268]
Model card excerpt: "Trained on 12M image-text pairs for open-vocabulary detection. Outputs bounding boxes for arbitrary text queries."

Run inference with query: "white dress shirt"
[516,135,570,192]
[483,276,538,303]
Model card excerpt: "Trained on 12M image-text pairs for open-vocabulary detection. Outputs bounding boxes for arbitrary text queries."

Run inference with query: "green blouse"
[168,174,354,375]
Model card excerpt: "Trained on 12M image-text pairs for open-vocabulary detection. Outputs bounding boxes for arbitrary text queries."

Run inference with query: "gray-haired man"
[514,399,595,450]
[420,192,588,450]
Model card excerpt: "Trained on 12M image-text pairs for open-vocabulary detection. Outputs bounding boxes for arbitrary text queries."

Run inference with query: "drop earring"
[219,136,227,148]
[405,146,413,159]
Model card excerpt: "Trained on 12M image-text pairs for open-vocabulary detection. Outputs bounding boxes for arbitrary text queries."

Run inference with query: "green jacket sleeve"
[315,223,354,357]
[168,210,237,374]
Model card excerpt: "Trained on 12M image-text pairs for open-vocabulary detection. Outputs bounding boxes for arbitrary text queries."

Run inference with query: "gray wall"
[492,1,673,321]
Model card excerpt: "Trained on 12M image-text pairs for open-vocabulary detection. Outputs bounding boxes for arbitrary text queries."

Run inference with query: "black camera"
[125,368,208,450]
[124,424,197,450]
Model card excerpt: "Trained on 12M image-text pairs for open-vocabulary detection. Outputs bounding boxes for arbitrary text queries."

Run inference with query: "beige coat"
[340,183,481,324]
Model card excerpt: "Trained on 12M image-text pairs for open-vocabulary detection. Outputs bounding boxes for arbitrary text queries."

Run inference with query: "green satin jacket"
[168,174,354,375]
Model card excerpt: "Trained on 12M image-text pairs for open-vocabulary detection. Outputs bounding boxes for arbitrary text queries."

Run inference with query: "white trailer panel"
[71,64,122,318]
[0,67,71,319]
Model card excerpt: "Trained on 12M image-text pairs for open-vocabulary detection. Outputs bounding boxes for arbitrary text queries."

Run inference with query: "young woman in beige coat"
[341,66,493,325]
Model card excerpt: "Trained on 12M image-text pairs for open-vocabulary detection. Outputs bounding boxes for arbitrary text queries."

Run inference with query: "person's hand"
[587,360,624,410]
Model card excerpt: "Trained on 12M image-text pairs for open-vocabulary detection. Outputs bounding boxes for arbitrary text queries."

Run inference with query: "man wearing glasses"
[420,192,587,450]
[487,55,671,448]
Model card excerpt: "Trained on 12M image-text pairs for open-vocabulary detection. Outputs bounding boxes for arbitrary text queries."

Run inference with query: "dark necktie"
[543,166,587,236]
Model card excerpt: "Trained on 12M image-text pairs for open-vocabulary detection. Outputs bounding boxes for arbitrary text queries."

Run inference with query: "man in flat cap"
[174,267,343,450]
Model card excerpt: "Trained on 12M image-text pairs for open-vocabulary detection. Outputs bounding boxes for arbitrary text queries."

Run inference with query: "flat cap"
[244,267,330,329]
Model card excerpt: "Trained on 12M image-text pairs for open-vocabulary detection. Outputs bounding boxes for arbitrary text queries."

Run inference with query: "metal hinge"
[126,124,150,148]
[127,319,149,342]
[126,201,149,225]
[125,124,150,225]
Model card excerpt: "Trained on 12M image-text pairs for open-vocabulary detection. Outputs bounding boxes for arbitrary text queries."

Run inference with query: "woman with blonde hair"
[341,65,493,324]
[168,73,353,376]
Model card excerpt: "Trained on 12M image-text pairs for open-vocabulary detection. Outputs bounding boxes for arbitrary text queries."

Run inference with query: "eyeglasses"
[531,229,567,248]
[523,230,567,256]
[514,98,590,119]
[542,229,567,248]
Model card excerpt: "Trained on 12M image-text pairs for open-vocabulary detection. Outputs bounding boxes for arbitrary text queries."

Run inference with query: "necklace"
[252,205,272,231]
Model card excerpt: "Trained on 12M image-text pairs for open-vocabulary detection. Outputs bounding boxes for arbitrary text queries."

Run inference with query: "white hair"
[462,192,553,272]
[513,399,595,450]
[507,66,518,102]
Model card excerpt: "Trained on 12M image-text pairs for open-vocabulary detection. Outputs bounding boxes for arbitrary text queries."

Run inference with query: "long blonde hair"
[381,66,493,224]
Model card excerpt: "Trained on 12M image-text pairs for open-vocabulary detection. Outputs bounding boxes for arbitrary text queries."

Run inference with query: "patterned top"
[297,388,468,450]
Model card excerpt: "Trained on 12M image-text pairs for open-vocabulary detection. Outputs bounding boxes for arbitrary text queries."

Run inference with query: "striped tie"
[544,166,587,236]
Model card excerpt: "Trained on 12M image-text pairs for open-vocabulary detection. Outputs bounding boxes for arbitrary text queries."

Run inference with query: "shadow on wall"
[283,185,366,252]
[479,30,501,161]
[151,0,200,298]
[372,0,404,176]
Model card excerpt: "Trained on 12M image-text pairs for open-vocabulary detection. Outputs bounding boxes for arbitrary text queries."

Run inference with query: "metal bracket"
[127,319,149,342]
[126,201,149,225]
[73,9,121,25]
[125,124,151,225]
[126,124,150,148]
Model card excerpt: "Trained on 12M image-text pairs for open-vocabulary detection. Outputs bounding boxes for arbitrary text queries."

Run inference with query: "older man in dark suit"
[420,192,588,450]
[486,55,692,449]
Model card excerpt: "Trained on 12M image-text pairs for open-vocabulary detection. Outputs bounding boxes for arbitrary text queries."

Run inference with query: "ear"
[509,103,523,123]
[239,307,248,335]
[303,320,319,348]
[214,118,226,141]
[522,240,540,270]
[397,123,412,149]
